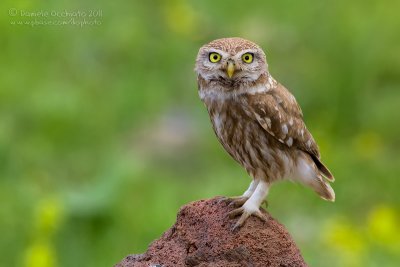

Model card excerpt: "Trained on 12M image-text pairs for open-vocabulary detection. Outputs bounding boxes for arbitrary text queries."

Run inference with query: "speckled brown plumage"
[195,37,335,229]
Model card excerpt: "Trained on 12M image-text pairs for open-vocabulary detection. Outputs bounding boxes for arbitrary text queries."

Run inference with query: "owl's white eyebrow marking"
[231,48,259,60]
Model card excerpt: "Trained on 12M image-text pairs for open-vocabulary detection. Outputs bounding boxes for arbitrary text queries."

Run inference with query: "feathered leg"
[219,179,259,207]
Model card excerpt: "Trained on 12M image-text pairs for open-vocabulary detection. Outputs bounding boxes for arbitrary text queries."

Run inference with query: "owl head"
[195,37,268,86]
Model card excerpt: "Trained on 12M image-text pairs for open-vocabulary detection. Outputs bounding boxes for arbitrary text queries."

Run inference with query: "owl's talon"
[228,196,249,208]
[229,206,268,230]
[232,211,251,230]
[217,196,233,205]
[253,210,268,222]
[219,196,249,207]
[227,207,244,218]
[217,197,227,204]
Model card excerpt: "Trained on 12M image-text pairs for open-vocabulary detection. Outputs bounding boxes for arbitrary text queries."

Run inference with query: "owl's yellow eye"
[242,53,254,63]
[209,52,222,63]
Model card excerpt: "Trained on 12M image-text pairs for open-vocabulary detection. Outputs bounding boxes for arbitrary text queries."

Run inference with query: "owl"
[195,37,335,229]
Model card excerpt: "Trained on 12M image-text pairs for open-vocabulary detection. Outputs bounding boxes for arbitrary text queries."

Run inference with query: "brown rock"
[115,197,308,267]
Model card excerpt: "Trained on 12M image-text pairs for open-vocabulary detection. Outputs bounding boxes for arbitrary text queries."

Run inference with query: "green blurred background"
[1,0,399,266]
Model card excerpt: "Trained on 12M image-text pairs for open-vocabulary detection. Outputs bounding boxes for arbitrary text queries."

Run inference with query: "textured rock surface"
[115,197,307,267]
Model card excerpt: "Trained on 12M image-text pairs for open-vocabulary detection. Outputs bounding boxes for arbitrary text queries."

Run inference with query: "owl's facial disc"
[195,39,268,85]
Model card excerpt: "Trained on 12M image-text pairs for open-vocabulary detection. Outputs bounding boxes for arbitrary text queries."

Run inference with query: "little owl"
[195,37,335,229]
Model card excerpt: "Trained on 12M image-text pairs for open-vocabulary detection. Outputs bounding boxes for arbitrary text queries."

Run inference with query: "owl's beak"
[227,61,235,78]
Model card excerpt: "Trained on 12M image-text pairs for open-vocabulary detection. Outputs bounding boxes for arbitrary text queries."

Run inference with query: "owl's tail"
[296,156,335,202]
[299,174,335,202]
[310,154,335,182]
[313,177,335,202]
[311,158,335,201]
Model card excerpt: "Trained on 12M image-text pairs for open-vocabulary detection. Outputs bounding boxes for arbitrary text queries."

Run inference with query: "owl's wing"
[246,83,334,180]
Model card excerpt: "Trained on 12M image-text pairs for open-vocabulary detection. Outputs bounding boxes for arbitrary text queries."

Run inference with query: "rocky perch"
[115,197,307,267]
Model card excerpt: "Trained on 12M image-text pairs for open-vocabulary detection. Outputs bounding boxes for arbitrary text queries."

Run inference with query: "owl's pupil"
[245,56,249,60]
[213,55,218,60]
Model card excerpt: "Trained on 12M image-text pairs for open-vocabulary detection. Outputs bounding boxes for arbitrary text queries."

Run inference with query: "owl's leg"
[243,179,268,208]
[228,180,269,230]
[242,179,259,198]
[219,180,259,207]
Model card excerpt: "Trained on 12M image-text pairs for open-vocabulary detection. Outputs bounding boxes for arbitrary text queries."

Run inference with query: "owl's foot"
[218,196,249,207]
[227,181,270,230]
[228,204,268,230]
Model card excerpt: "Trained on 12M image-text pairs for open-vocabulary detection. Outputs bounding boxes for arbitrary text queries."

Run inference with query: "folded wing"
[246,83,334,181]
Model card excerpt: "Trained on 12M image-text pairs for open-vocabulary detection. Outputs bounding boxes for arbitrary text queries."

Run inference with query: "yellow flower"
[23,241,56,267]
[322,218,366,267]
[367,205,400,252]
[325,220,365,251]
[35,197,64,236]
